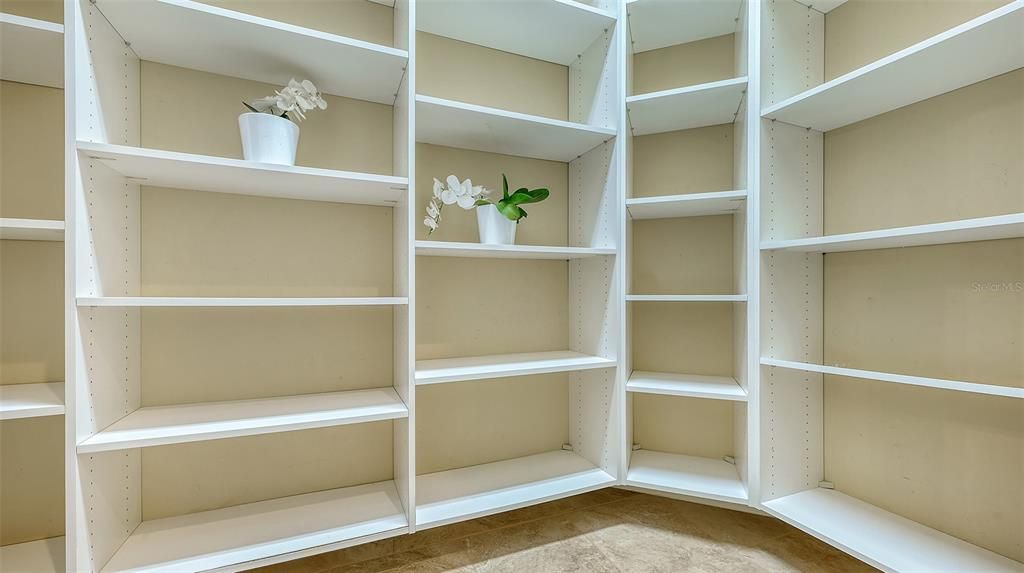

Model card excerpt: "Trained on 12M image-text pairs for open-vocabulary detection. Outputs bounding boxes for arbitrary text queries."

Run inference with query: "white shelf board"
[760,213,1024,253]
[416,240,616,260]
[0,13,63,88]
[0,536,65,573]
[794,0,848,12]
[415,95,616,162]
[417,0,614,65]
[626,450,747,504]
[77,142,408,206]
[627,371,746,401]
[627,294,747,302]
[761,358,1024,400]
[78,388,408,453]
[763,488,1024,573]
[99,480,408,573]
[626,190,747,219]
[416,450,616,529]
[92,0,407,104]
[627,77,747,135]
[0,218,65,241]
[0,382,65,420]
[626,0,741,53]
[76,297,408,307]
[416,351,616,385]
[762,2,1024,131]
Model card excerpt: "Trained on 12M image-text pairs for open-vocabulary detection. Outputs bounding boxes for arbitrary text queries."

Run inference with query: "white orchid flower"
[427,200,440,217]
[457,194,477,209]
[440,188,458,205]
[432,178,444,199]
[423,217,438,231]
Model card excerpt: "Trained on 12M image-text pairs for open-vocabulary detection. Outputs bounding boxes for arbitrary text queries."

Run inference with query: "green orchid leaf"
[496,200,523,221]
[474,199,491,206]
[242,101,260,113]
[502,174,510,200]
[506,188,550,206]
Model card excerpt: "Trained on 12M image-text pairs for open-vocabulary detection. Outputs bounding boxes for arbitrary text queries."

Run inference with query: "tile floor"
[250,489,877,573]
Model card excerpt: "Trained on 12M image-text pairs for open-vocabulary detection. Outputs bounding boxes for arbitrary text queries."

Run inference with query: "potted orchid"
[240,78,327,166]
[424,174,549,245]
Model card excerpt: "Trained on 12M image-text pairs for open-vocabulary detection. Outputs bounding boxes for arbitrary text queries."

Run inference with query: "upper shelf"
[626,0,741,53]
[627,371,747,401]
[92,0,408,104]
[626,190,746,219]
[0,382,65,420]
[416,240,615,260]
[77,142,407,206]
[627,77,747,136]
[76,297,408,307]
[762,2,1024,131]
[416,351,616,385]
[0,218,65,241]
[417,0,614,65]
[415,95,616,162]
[0,13,63,88]
[627,294,747,302]
[761,213,1024,253]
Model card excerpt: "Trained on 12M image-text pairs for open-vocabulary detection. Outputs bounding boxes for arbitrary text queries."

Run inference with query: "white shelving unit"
[75,296,408,307]
[626,190,747,219]
[0,382,65,420]
[627,76,748,135]
[626,294,748,302]
[415,240,615,260]
[0,218,65,241]
[0,13,64,88]
[627,371,746,401]
[416,351,616,386]
[625,0,742,54]
[625,450,747,504]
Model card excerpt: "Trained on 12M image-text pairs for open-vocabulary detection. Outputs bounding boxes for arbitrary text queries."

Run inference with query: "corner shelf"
[0,218,65,241]
[627,294,747,302]
[416,450,615,530]
[98,481,408,573]
[0,536,65,573]
[761,1,1024,131]
[77,388,408,454]
[625,450,747,505]
[416,0,614,65]
[0,13,63,88]
[75,297,408,307]
[763,489,1024,573]
[416,240,615,260]
[91,0,408,104]
[0,382,65,420]
[627,371,746,401]
[77,142,408,206]
[627,77,748,136]
[761,358,1023,399]
[625,0,742,53]
[760,213,1024,253]
[416,351,616,386]
[626,190,747,219]
[415,95,616,162]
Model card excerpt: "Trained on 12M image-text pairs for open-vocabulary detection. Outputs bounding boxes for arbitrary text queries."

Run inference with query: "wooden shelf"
[763,489,1023,573]
[416,450,615,530]
[415,95,616,162]
[626,190,747,219]
[76,297,408,307]
[761,358,1023,400]
[416,241,615,260]
[761,2,1024,131]
[0,13,63,88]
[625,450,747,504]
[0,382,65,420]
[77,142,408,206]
[627,77,747,136]
[760,213,1024,253]
[627,371,746,401]
[417,0,614,65]
[416,351,616,386]
[99,480,408,573]
[627,294,747,302]
[92,0,407,104]
[0,218,65,241]
[0,536,65,573]
[77,388,408,453]
[625,0,741,53]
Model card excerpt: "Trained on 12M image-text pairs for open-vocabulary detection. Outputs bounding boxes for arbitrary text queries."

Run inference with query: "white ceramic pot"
[238,112,299,165]
[477,204,517,245]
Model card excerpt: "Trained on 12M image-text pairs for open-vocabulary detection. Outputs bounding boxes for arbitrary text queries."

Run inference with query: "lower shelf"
[0,382,65,420]
[415,351,616,385]
[416,450,616,530]
[625,450,747,505]
[0,536,65,573]
[627,371,746,401]
[763,488,1023,573]
[100,481,408,573]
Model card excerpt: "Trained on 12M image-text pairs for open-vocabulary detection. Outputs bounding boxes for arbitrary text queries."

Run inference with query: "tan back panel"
[632,33,736,95]
[0,81,64,220]
[632,215,735,295]
[632,124,734,198]
[633,394,734,458]
[1,241,64,385]
[0,0,62,22]
[631,302,735,375]
[200,0,394,47]
[0,416,64,544]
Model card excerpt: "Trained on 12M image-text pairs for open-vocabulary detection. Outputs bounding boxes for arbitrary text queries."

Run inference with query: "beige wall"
[0,81,64,220]
[0,416,64,544]
[633,394,735,458]
[632,33,736,95]
[201,0,394,47]
[0,0,62,22]
[1,241,64,385]
[632,124,734,198]
[632,215,735,295]
[631,302,735,376]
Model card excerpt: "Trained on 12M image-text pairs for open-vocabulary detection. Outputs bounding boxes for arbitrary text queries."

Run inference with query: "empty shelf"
[0,218,65,241]
[626,190,747,219]
[761,358,1024,399]
[415,95,616,162]
[626,0,741,53]
[99,481,408,573]
[416,241,615,260]
[627,371,746,401]
[416,450,616,529]
[78,142,407,206]
[92,0,407,104]
[627,294,747,302]
[627,77,747,136]
[416,351,616,385]
[626,450,747,504]
[763,488,1024,573]
[0,382,64,420]
[0,536,65,573]
[762,2,1024,131]
[76,297,408,307]
[760,213,1024,253]
[0,13,63,88]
